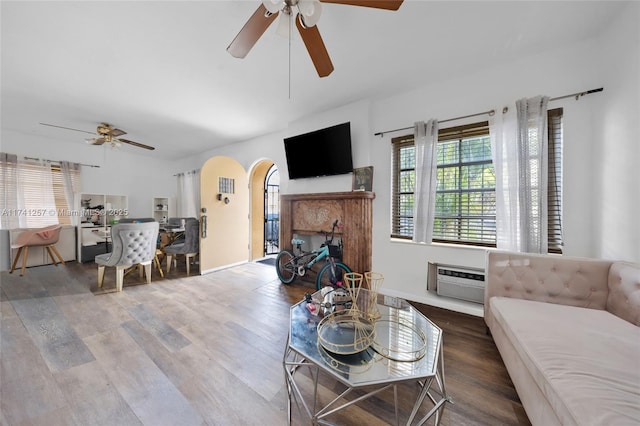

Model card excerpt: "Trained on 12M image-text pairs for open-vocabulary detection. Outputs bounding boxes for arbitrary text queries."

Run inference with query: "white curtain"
[412,119,439,243]
[176,169,200,218]
[60,161,81,226]
[0,153,18,229]
[490,96,549,253]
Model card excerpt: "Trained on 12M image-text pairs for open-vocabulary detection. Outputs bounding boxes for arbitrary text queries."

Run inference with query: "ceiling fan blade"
[320,0,403,10]
[91,137,107,146]
[296,16,334,78]
[118,138,155,151]
[40,122,96,135]
[227,4,279,58]
[110,128,127,137]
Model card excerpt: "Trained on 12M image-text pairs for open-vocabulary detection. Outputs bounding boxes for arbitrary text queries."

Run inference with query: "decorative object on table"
[371,317,428,362]
[364,271,384,321]
[317,313,375,355]
[352,166,373,192]
[317,272,376,355]
[343,272,365,317]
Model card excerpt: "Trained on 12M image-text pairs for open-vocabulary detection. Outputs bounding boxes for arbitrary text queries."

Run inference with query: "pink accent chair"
[10,224,65,276]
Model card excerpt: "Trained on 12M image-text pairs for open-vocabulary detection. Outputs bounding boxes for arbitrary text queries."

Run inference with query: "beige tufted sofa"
[484,251,640,426]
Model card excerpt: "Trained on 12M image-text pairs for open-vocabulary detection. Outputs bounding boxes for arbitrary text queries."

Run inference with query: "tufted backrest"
[101,222,159,267]
[607,262,640,326]
[164,218,199,255]
[485,251,612,323]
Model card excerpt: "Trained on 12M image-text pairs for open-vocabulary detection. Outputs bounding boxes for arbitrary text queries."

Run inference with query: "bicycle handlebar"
[316,219,342,244]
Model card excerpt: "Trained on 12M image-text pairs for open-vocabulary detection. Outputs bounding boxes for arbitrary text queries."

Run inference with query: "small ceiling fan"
[227,0,404,78]
[39,122,155,151]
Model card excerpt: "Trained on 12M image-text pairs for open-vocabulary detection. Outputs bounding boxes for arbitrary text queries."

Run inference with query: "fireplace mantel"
[280,191,374,274]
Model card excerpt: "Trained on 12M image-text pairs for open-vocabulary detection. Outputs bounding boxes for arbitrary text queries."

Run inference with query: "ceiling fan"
[39,122,155,151]
[227,0,404,78]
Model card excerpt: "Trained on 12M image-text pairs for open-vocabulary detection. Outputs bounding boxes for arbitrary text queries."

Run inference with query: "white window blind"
[0,156,80,228]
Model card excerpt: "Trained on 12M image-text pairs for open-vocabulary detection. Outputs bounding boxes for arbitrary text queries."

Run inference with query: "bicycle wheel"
[316,261,351,290]
[276,250,297,284]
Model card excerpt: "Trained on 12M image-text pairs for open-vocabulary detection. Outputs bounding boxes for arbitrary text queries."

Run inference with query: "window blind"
[547,108,563,253]
[391,136,415,238]
[0,157,80,228]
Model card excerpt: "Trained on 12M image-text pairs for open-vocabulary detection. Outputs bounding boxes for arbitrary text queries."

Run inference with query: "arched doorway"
[248,160,280,260]
[264,164,280,255]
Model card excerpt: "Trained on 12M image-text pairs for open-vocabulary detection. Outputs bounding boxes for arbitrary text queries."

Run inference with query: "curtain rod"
[374,109,495,137]
[373,86,604,137]
[173,169,199,177]
[23,156,99,168]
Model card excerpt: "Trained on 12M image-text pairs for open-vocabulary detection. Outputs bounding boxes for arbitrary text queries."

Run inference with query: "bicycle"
[275,219,351,290]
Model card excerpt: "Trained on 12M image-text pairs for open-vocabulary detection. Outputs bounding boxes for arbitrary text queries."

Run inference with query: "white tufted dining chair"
[95,221,159,292]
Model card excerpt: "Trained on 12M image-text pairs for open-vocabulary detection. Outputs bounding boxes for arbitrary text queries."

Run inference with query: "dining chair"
[165,218,199,275]
[10,224,65,276]
[95,221,159,292]
[117,218,164,277]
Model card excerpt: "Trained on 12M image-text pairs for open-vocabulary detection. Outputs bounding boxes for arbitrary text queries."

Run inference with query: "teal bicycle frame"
[290,237,331,276]
[275,219,352,289]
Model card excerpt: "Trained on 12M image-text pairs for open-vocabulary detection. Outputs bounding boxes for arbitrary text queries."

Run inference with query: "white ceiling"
[1,1,625,159]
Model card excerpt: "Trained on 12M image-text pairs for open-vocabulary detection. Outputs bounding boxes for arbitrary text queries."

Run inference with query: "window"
[391,109,563,251]
[434,122,495,245]
[0,156,80,228]
[392,121,495,246]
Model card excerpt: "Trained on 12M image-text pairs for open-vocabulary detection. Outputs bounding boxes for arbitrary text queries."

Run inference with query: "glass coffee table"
[283,289,449,425]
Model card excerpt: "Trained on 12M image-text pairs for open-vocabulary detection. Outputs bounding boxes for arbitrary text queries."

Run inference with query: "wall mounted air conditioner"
[427,262,485,304]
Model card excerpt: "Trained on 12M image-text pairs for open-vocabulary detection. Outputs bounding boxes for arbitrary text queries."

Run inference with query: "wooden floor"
[0,260,530,425]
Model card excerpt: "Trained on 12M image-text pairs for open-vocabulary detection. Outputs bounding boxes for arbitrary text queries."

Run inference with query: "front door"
[199,156,249,273]
[264,165,279,255]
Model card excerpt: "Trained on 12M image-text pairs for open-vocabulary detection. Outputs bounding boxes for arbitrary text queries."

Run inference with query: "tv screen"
[284,122,353,179]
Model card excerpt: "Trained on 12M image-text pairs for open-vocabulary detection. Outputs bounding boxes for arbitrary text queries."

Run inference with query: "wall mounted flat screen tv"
[284,122,353,179]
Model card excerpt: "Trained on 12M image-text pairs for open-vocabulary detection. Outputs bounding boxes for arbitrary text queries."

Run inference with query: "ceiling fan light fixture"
[262,0,282,14]
[276,7,292,38]
[298,0,321,27]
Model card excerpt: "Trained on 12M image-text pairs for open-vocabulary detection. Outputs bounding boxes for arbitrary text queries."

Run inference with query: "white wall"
[1,129,177,218]
[594,2,640,263]
[175,99,372,196]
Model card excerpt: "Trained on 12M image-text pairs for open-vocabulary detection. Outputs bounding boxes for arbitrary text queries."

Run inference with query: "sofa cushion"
[484,251,611,312]
[607,262,640,326]
[491,297,640,425]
